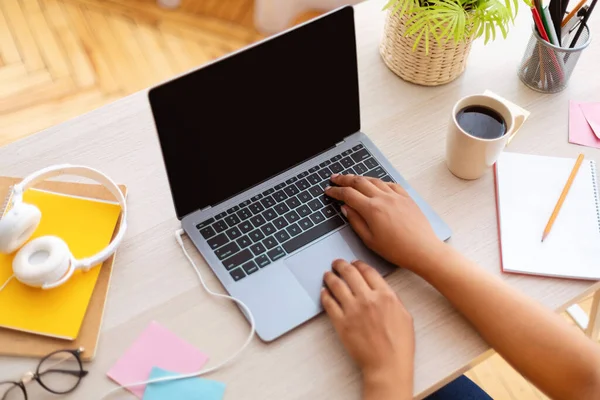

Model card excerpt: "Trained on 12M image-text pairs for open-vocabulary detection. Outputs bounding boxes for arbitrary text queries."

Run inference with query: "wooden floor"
[0,0,596,398]
[0,0,263,146]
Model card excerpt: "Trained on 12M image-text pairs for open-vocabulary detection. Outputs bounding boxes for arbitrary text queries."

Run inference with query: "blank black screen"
[149,7,359,219]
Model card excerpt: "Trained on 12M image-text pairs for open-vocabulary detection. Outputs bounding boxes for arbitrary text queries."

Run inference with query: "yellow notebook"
[0,188,121,340]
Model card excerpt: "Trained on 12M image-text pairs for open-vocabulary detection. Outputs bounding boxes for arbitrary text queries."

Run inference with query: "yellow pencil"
[541,153,585,242]
[562,0,587,27]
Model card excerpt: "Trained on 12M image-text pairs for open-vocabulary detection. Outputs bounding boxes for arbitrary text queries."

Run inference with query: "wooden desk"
[0,1,598,398]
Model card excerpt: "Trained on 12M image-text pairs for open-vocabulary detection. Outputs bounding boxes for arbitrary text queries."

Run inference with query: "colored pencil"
[531,7,566,81]
[532,6,551,41]
[542,6,561,45]
[538,45,546,88]
[541,154,585,242]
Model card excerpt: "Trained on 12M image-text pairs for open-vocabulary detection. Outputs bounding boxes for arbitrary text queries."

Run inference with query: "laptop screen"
[149,7,359,219]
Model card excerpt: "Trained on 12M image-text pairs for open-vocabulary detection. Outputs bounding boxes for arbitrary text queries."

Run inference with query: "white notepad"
[495,152,600,280]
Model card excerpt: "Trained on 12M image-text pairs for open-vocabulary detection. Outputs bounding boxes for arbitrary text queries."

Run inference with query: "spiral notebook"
[494,152,600,280]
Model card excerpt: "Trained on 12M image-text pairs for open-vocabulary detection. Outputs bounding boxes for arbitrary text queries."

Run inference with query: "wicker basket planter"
[380,10,474,86]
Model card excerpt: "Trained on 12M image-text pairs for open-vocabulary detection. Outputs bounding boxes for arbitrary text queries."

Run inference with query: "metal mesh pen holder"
[518,24,591,93]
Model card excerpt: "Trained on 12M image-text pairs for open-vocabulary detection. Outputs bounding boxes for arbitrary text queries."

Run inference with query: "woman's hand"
[325,174,442,271]
[322,259,414,400]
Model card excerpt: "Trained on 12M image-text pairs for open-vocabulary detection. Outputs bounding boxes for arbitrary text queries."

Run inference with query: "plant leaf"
[405,16,427,36]
[498,16,508,38]
[383,0,396,10]
[389,0,518,50]
[413,27,426,51]
[399,0,417,18]
[390,1,403,15]
[433,16,453,44]
[392,0,405,15]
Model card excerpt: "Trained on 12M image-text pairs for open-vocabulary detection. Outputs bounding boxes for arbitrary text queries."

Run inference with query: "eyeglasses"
[0,348,88,399]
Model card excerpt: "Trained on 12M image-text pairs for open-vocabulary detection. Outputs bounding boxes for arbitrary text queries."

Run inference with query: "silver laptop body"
[150,6,451,341]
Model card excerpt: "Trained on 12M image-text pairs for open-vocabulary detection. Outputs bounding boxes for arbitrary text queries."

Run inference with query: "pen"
[569,0,597,48]
[543,6,561,45]
[563,6,589,39]
[562,0,587,27]
[560,0,572,29]
[549,0,566,41]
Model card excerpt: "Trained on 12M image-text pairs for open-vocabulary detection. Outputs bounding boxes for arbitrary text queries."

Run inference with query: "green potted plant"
[380,0,519,85]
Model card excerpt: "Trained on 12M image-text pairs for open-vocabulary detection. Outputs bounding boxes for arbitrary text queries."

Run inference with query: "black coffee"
[456,105,507,139]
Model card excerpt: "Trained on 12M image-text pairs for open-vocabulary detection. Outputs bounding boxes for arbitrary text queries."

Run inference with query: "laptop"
[148,6,451,341]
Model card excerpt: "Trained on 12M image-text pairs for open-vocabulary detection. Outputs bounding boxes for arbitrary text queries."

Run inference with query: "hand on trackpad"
[285,231,357,305]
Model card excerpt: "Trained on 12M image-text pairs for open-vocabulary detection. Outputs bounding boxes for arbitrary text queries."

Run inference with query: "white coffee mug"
[446,94,526,180]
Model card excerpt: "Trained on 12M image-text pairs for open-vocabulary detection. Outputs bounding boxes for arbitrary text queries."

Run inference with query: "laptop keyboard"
[194,144,395,282]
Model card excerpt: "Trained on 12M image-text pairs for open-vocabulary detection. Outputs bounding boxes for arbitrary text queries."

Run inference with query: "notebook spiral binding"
[591,161,600,233]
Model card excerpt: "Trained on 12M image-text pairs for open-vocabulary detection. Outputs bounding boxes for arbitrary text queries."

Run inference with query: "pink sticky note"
[579,102,600,139]
[107,321,209,398]
[569,101,600,149]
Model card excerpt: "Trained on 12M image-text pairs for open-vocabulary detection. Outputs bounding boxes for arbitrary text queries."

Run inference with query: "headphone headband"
[12,164,127,271]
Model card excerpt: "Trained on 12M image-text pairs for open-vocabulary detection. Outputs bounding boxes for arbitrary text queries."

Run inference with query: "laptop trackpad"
[285,229,357,305]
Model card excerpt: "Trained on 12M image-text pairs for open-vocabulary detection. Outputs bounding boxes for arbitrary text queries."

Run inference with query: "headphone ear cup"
[12,236,72,288]
[0,203,42,254]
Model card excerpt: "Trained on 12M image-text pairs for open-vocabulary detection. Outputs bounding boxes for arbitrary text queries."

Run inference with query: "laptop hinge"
[335,140,345,146]
[201,205,212,212]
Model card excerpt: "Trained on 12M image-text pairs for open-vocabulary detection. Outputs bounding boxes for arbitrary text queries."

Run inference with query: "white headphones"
[0,165,127,290]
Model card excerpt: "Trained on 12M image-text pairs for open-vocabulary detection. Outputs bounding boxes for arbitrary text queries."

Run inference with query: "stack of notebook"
[0,177,125,361]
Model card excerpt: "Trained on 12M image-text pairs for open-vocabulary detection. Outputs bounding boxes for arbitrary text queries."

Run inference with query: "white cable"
[99,229,256,399]
[0,191,15,295]
[0,275,14,292]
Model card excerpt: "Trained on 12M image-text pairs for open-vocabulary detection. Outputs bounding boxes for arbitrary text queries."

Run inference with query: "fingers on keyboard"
[197,144,394,282]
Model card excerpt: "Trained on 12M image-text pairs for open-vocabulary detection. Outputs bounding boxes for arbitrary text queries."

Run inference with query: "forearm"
[413,243,600,400]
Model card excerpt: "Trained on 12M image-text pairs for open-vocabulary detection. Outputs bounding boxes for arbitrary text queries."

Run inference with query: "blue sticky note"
[143,367,226,400]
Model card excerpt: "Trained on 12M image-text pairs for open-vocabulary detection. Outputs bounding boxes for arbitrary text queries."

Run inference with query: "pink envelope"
[580,102,600,139]
[569,101,600,149]
[107,321,209,398]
